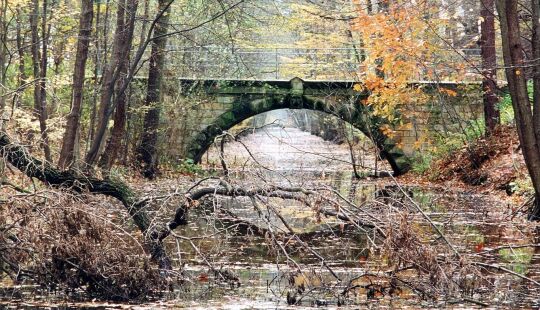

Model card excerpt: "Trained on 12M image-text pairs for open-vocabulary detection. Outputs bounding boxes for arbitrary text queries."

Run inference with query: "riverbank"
[400,125,534,208]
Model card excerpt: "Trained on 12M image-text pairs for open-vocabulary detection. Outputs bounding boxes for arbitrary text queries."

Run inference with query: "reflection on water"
[168,183,540,308]
[181,126,540,308]
[203,126,389,173]
[2,126,540,308]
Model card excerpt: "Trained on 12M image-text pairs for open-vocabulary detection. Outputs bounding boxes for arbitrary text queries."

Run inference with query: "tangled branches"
[0,190,166,301]
[0,131,170,269]
[1,130,539,306]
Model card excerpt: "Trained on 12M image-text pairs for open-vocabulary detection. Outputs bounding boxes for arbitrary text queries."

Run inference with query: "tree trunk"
[98,59,129,172]
[98,0,143,172]
[58,0,94,169]
[15,8,27,108]
[30,0,41,114]
[85,0,126,166]
[30,0,52,162]
[0,131,171,269]
[40,0,51,160]
[480,0,499,134]
[0,0,7,113]
[85,0,138,167]
[532,0,540,153]
[136,0,171,179]
[496,0,540,220]
[87,0,106,152]
[530,0,540,218]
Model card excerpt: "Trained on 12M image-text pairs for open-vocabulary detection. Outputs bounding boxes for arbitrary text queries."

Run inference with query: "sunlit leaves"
[440,88,458,97]
[350,0,447,139]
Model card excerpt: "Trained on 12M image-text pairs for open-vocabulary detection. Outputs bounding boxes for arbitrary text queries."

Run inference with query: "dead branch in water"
[156,178,385,242]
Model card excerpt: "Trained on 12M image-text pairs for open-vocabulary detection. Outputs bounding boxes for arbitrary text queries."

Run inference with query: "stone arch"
[186,79,411,175]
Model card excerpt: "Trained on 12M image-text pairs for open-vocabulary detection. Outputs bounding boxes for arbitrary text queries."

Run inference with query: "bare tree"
[15,7,28,108]
[85,0,139,167]
[496,0,540,220]
[87,0,110,152]
[97,0,141,172]
[30,0,52,162]
[97,55,129,172]
[136,0,173,179]
[58,0,94,169]
[0,0,7,114]
[480,0,499,133]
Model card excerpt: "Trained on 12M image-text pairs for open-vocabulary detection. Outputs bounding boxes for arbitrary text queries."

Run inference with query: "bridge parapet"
[160,46,482,82]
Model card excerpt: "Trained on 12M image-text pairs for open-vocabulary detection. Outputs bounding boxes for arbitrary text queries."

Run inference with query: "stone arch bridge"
[169,77,482,175]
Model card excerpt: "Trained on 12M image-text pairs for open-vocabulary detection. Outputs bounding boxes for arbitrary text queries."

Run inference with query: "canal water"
[174,125,539,308]
[2,124,540,308]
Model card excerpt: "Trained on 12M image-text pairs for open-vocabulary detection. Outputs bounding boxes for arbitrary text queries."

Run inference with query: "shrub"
[0,190,166,301]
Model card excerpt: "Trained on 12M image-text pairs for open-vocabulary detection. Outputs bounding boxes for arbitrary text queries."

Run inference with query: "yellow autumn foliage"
[351,0,451,140]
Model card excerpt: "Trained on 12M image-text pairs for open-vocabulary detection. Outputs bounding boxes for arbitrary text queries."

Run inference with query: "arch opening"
[201,109,390,174]
[186,91,411,175]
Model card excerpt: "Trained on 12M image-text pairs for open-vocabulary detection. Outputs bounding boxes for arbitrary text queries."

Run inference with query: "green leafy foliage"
[166,158,205,175]
[499,247,534,275]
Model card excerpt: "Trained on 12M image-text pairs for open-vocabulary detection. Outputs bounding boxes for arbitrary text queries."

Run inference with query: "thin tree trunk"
[532,0,540,146]
[122,86,133,166]
[39,0,51,161]
[0,0,7,113]
[51,43,65,114]
[85,0,138,167]
[87,0,105,153]
[0,0,7,182]
[30,0,41,115]
[342,122,361,179]
[530,0,540,218]
[496,0,540,220]
[139,0,150,46]
[136,0,171,179]
[58,0,94,169]
[30,0,52,162]
[123,0,148,163]
[480,0,499,134]
[86,0,126,166]
[15,8,27,108]
[98,58,129,172]
[98,0,146,171]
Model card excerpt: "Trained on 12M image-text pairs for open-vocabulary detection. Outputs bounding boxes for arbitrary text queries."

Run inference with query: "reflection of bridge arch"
[186,78,411,175]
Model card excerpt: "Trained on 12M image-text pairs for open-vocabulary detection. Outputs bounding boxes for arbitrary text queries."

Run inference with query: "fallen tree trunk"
[0,131,171,269]
[0,130,381,270]
[210,204,363,241]
[157,181,383,242]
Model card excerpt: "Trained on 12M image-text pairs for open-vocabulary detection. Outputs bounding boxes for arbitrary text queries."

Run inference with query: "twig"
[473,262,540,286]
[1,180,30,193]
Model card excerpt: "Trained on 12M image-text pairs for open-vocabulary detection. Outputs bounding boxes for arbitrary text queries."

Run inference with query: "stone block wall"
[159,81,482,164]
[394,84,483,154]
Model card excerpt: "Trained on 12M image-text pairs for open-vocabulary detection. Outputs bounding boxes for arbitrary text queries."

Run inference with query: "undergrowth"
[411,89,516,179]
[0,189,167,301]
